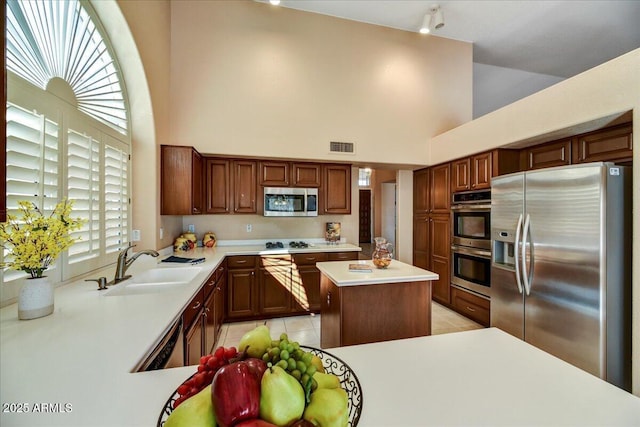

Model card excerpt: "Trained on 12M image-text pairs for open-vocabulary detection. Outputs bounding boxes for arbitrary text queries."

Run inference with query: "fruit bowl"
[157,346,363,426]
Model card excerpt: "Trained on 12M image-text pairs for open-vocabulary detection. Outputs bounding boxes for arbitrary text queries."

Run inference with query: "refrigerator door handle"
[514,213,524,295]
[521,213,532,296]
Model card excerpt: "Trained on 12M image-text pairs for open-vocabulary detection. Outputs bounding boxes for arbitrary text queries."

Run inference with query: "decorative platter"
[158,346,363,426]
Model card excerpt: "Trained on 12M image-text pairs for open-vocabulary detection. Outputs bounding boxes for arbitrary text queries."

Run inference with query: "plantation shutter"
[67,129,101,264]
[104,142,129,254]
[4,104,60,282]
[5,104,59,212]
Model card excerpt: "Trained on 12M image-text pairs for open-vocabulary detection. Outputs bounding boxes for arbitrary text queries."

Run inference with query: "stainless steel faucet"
[112,242,160,284]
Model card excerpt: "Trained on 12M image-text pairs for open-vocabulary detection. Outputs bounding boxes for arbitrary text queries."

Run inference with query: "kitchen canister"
[18,277,55,320]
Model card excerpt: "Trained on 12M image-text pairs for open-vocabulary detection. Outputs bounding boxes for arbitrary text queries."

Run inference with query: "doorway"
[359,189,371,243]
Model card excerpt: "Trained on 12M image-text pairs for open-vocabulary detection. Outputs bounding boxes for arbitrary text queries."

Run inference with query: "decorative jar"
[372,237,393,269]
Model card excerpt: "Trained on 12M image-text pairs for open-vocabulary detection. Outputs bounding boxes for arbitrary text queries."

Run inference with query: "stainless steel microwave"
[263,187,318,217]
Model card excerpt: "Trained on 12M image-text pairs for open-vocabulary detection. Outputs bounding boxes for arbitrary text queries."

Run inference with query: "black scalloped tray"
[157,346,363,426]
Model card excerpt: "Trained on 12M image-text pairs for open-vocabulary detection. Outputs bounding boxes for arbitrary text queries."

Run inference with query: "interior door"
[359,189,371,243]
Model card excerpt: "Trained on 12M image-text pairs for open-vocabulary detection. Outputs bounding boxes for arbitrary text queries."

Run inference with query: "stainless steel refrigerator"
[491,162,631,391]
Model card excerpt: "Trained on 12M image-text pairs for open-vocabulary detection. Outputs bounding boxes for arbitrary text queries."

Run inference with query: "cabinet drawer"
[451,287,490,327]
[259,255,292,268]
[203,272,217,299]
[293,252,328,265]
[328,251,358,261]
[227,255,256,268]
[183,288,205,329]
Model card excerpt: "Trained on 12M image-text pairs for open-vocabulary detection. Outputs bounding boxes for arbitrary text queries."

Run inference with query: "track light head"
[420,4,444,34]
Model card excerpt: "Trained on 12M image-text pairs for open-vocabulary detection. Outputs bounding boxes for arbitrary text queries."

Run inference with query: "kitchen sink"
[103,267,202,296]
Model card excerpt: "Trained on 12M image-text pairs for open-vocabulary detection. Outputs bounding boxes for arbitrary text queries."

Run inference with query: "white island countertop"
[2,244,640,426]
[316,259,439,286]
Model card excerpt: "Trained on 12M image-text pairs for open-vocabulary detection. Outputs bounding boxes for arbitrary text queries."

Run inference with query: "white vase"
[18,277,55,320]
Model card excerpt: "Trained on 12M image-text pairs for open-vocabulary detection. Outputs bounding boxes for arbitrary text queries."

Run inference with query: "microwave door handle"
[514,213,524,295]
[521,214,532,296]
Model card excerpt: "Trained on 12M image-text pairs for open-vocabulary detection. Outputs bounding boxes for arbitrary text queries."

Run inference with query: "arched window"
[3,0,130,289]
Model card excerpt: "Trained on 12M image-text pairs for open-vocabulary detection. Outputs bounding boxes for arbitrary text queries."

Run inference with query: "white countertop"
[316,259,439,286]
[2,244,639,426]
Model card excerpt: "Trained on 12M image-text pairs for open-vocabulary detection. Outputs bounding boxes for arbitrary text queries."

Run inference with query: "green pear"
[259,366,305,426]
[303,388,348,427]
[165,385,216,427]
[239,325,272,359]
[312,372,340,390]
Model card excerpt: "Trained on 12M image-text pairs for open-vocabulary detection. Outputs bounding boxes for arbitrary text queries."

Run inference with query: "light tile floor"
[219,301,482,349]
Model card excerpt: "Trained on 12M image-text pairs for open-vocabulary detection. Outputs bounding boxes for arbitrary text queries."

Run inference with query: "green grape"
[268,347,280,358]
[271,354,281,364]
[287,358,297,371]
[302,352,313,365]
[292,342,300,350]
[293,349,304,360]
[279,333,289,341]
[279,340,289,350]
[306,364,317,377]
[262,353,270,363]
[271,340,280,348]
[286,344,294,354]
[311,378,318,391]
[291,369,302,380]
[280,349,290,360]
[296,360,307,374]
[301,373,310,386]
[277,360,288,370]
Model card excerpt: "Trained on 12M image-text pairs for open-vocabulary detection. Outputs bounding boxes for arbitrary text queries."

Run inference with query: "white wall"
[473,63,565,119]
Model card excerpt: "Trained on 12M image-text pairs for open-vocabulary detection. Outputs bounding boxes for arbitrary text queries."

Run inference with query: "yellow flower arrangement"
[0,200,84,278]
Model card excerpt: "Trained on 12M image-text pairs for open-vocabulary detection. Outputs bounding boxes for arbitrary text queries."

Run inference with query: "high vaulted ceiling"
[264,0,640,78]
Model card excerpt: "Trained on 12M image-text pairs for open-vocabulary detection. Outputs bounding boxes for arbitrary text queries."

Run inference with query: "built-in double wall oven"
[451,189,492,299]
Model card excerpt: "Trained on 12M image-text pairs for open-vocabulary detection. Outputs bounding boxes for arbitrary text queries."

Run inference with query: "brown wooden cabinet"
[413,168,430,214]
[233,160,257,213]
[522,139,572,170]
[413,163,451,305]
[327,251,358,261]
[161,145,203,215]
[203,264,226,354]
[259,161,290,187]
[573,123,632,164]
[429,214,451,305]
[322,164,351,214]
[320,273,432,348]
[258,255,293,316]
[226,256,258,319]
[205,158,231,214]
[451,150,519,192]
[430,163,450,213]
[451,286,490,327]
[293,252,328,312]
[259,161,322,188]
[293,163,321,187]
[183,263,226,363]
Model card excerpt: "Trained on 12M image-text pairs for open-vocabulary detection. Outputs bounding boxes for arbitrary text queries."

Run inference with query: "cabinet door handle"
[236,260,247,264]
[193,301,201,310]
[326,291,331,307]
[465,306,476,312]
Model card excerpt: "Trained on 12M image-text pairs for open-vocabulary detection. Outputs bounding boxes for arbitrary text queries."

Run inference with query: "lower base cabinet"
[184,264,226,364]
[450,286,490,327]
[225,251,358,322]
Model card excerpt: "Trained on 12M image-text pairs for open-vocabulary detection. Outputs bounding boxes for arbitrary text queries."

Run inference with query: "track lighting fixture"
[419,4,445,34]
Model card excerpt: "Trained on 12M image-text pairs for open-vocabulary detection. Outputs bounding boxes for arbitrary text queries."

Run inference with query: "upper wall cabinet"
[161,145,203,215]
[259,161,290,187]
[522,123,632,170]
[573,123,632,164]
[292,163,321,187]
[205,158,231,214]
[322,164,351,214]
[258,161,322,188]
[430,163,450,213]
[452,150,520,192]
[233,160,258,214]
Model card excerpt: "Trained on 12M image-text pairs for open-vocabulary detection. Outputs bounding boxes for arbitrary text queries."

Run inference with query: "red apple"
[211,362,260,427]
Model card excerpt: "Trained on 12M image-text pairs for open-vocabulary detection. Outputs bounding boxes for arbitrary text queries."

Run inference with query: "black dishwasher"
[137,318,184,371]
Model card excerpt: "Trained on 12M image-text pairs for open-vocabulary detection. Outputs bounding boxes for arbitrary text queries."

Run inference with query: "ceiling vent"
[329,141,355,154]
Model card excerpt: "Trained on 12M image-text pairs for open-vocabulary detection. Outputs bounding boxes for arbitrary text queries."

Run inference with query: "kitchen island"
[316,260,438,348]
